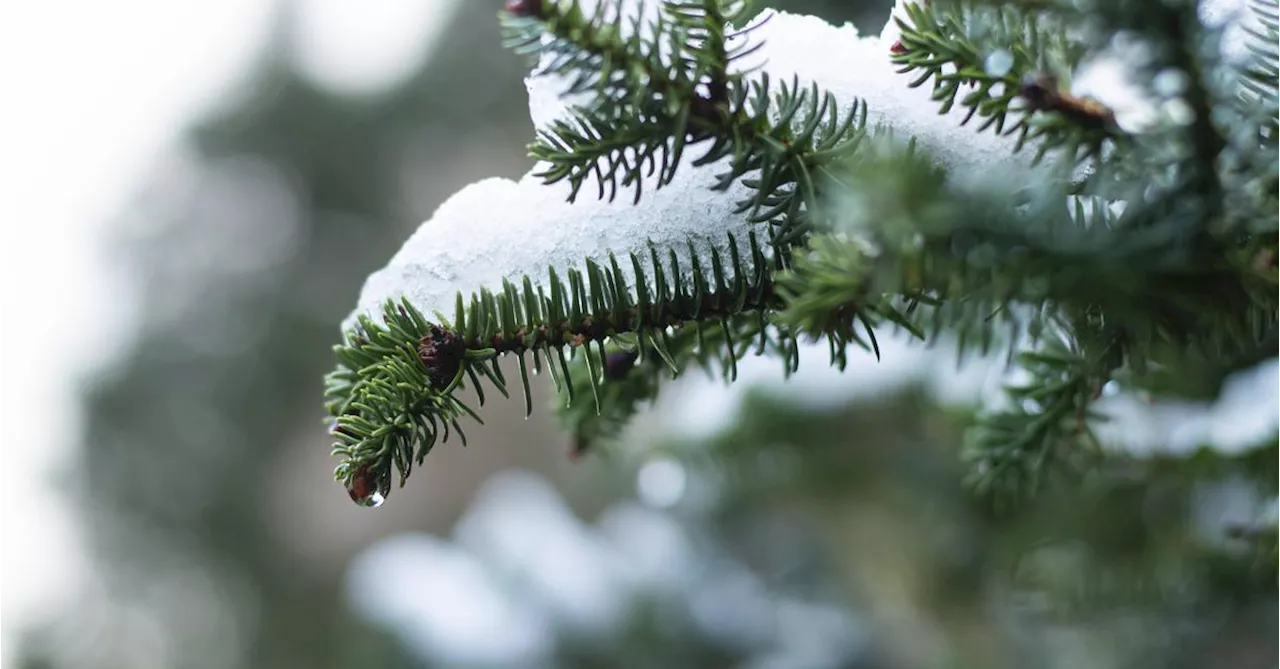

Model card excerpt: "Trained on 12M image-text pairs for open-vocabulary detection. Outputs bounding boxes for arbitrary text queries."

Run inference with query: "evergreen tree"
[324,0,1277,665]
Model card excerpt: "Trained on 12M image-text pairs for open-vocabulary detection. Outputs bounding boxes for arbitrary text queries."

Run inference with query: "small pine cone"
[418,325,466,390]
[1019,73,1114,127]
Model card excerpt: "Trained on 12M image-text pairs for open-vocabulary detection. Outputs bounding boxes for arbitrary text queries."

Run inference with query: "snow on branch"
[326,0,1273,507]
[345,3,1039,330]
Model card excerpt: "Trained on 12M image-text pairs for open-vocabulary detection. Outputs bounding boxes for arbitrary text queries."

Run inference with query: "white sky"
[0,1,273,661]
[0,0,459,663]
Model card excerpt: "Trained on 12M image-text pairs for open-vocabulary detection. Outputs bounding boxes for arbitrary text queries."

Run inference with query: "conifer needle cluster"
[324,0,1278,523]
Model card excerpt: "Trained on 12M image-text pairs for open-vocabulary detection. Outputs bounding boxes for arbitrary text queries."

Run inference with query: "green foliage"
[891,0,1112,164]
[327,230,783,497]
[962,335,1107,510]
[325,0,1278,524]
[507,0,872,262]
[1240,0,1279,111]
[503,0,761,202]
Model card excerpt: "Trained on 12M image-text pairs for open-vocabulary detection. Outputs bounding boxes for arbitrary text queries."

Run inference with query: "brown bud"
[1018,74,1060,111]
[504,0,542,18]
[1019,73,1115,128]
[418,325,466,390]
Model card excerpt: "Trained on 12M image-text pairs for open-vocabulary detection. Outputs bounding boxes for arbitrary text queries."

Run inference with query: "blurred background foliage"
[13,1,1276,668]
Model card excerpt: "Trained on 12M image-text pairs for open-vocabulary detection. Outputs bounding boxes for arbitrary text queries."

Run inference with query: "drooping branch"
[325,0,1277,509]
[326,232,784,502]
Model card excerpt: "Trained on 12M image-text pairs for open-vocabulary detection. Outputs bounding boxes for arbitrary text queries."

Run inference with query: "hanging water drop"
[354,489,386,508]
[347,463,386,508]
[984,49,1015,77]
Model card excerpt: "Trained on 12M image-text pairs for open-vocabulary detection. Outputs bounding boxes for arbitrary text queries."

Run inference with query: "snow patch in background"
[347,470,869,667]
[1200,0,1262,64]
[636,457,689,508]
[659,332,941,442]
[662,326,1278,461]
[1093,358,1280,457]
[293,0,465,97]
[453,471,628,634]
[346,532,553,667]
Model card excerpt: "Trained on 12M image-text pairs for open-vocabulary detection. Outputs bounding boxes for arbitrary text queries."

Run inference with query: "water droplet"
[347,463,386,508]
[984,50,1015,78]
[354,489,386,508]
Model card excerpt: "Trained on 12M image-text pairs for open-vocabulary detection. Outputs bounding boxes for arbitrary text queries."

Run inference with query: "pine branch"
[963,334,1109,510]
[555,338,653,458]
[1004,439,1279,619]
[505,0,763,201]
[326,232,783,503]
[1222,0,1279,238]
[891,0,1119,164]
[1240,0,1279,111]
[556,314,790,455]
[325,0,1278,510]
[777,141,1277,504]
[508,0,869,264]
